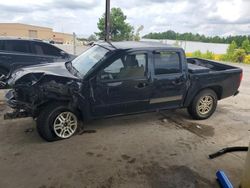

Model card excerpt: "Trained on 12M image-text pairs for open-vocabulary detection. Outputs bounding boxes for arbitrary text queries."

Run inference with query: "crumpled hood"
[8,62,79,86]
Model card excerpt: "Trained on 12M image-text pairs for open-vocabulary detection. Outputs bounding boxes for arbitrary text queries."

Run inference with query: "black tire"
[36,102,79,142]
[187,89,218,120]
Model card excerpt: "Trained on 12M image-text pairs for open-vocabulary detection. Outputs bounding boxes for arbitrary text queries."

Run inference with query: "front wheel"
[36,102,79,141]
[188,89,218,120]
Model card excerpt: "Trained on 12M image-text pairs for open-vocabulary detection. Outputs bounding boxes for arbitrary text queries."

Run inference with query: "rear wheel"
[188,89,217,120]
[37,102,79,141]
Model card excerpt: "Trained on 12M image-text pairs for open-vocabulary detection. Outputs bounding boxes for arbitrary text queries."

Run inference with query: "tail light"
[239,72,243,85]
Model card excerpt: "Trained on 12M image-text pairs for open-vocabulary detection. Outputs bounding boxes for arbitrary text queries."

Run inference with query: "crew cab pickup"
[5,42,242,141]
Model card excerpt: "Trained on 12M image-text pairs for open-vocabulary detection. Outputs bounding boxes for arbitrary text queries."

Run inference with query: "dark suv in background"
[0,38,75,77]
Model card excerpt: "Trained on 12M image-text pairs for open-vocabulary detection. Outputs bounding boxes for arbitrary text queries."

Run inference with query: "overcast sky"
[0,0,249,37]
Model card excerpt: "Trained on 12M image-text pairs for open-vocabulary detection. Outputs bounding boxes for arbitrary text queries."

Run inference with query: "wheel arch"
[35,99,84,121]
[207,86,223,100]
[185,86,223,107]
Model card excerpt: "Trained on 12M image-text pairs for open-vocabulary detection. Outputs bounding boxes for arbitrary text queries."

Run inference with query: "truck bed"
[187,58,238,73]
[187,63,210,74]
[184,57,242,104]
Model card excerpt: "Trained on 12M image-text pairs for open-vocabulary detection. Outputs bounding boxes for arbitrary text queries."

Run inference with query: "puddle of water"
[160,112,214,138]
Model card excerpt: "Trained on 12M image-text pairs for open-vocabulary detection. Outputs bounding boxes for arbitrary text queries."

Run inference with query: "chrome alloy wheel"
[197,96,213,115]
[53,112,78,138]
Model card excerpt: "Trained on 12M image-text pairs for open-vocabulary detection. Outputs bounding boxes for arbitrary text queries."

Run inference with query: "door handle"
[135,82,148,89]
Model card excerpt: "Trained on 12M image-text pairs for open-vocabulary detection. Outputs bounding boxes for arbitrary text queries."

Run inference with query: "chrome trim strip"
[150,95,182,104]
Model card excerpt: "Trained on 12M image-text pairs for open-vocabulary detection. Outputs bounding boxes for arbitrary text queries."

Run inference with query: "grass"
[186,51,250,64]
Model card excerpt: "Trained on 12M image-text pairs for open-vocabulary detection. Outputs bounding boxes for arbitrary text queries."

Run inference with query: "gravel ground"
[0,63,249,188]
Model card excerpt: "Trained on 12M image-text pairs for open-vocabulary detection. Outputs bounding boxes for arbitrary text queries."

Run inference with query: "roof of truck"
[96,41,183,51]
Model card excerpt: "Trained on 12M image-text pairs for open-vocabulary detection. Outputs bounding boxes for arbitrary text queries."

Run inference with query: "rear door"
[90,51,152,116]
[150,50,187,109]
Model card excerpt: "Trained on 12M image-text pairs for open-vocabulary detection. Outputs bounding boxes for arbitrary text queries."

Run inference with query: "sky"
[0,0,249,38]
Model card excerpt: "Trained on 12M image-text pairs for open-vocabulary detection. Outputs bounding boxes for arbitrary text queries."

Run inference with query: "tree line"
[143,30,250,46]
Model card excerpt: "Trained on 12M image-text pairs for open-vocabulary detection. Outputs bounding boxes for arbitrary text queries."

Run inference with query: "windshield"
[72,45,110,77]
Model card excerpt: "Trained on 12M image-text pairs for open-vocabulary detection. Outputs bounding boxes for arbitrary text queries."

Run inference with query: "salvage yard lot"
[0,63,249,188]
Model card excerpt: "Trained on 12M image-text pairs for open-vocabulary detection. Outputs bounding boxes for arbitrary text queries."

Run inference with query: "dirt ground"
[0,63,250,188]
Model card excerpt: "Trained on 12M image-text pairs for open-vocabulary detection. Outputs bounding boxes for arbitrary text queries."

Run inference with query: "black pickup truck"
[5,42,242,141]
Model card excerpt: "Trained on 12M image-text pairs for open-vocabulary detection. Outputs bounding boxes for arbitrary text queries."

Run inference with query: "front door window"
[100,54,147,81]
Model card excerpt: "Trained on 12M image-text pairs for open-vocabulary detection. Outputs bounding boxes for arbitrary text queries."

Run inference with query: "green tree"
[226,40,238,60]
[143,30,250,44]
[232,49,246,62]
[96,8,134,41]
[192,50,202,58]
[242,38,250,53]
[202,50,215,60]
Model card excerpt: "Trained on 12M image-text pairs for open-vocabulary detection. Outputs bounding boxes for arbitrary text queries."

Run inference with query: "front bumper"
[5,90,27,108]
[0,75,7,89]
[5,90,17,108]
[4,90,33,119]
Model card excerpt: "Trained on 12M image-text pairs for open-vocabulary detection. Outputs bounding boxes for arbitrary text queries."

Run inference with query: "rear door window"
[5,40,31,54]
[154,51,181,75]
[33,42,45,55]
[37,42,62,57]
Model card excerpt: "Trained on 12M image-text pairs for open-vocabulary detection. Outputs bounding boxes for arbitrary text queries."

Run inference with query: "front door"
[90,52,152,117]
[150,50,187,109]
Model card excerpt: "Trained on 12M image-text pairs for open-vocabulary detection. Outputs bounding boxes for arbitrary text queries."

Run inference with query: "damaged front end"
[4,67,82,120]
[4,89,33,119]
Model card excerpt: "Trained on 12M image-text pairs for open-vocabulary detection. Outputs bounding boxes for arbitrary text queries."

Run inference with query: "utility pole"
[73,32,76,55]
[105,0,110,42]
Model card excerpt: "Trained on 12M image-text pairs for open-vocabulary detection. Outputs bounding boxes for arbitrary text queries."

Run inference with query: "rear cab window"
[154,51,181,75]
